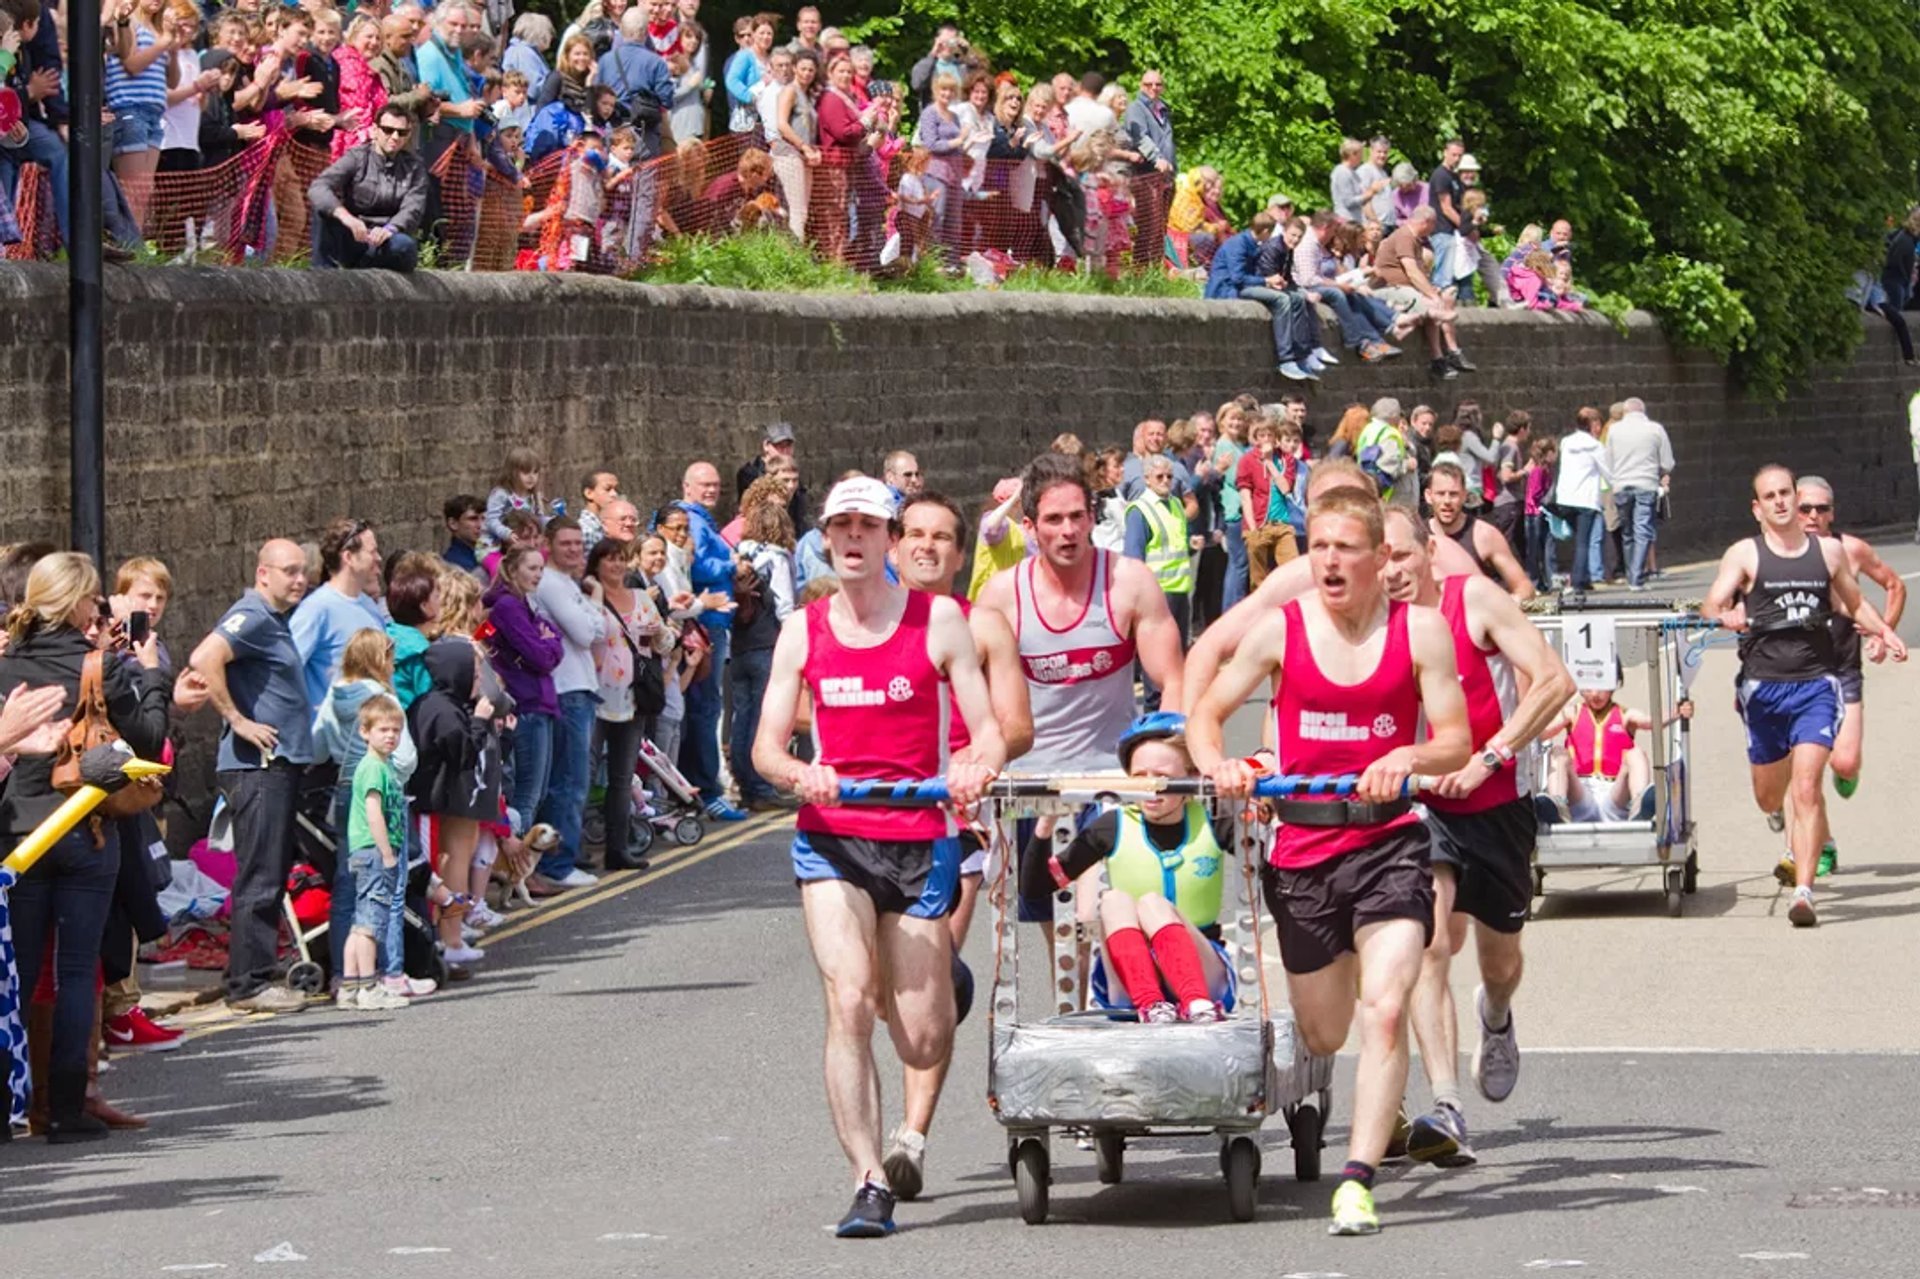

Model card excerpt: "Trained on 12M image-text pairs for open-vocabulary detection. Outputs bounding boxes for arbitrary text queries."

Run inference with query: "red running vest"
[1270,598,1421,870]
[1424,574,1519,815]
[798,590,952,841]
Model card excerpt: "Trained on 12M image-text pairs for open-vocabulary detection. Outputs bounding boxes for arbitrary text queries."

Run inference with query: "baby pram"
[582,738,707,867]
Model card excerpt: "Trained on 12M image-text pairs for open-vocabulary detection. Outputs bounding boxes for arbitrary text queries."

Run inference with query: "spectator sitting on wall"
[1294,208,1400,363]
[308,102,429,271]
[1369,205,1473,380]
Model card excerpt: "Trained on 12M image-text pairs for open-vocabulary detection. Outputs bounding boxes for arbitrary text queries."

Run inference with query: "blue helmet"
[1117,711,1187,772]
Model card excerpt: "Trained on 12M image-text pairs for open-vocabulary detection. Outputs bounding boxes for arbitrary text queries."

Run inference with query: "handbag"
[609,600,668,717]
[51,650,165,820]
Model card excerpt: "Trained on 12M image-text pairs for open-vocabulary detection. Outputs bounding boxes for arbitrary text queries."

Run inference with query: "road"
[5,536,1918,1278]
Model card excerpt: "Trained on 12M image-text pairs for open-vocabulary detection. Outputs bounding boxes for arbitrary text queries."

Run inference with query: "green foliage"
[874,253,969,293]
[826,0,1920,393]
[635,231,869,292]
[998,265,1202,298]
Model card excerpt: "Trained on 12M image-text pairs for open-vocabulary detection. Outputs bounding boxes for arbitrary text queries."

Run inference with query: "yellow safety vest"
[1128,493,1193,595]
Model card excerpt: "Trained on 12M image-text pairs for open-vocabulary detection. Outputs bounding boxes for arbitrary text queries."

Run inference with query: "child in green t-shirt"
[341,696,409,1011]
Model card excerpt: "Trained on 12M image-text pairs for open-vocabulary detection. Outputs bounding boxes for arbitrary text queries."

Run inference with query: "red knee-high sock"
[1103,926,1166,1011]
[1148,922,1212,1010]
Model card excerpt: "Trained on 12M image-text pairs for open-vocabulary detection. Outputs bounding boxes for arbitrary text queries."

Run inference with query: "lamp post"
[68,0,107,570]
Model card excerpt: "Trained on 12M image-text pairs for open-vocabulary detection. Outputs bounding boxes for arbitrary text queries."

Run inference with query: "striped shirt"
[105,27,170,115]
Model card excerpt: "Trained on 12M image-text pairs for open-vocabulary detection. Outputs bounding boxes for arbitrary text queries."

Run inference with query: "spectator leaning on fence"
[308,102,429,271]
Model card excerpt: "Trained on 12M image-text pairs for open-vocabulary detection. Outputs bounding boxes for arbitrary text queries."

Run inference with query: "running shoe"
[835,1180,897,1238]
[882,1125,927,1202]
[1359,341,1393,363]
[1184,998,1224,1023]
[1788,887,1818,928]
[705,799,750,822]
[103,1007,183,1053]
[1139,1001,1181,1024]
[1773,856,1797,888]
[1311,346,1341,366]
[1385,1106,1412,1161]
[1328,1180,1380,1236]
[1278,360,1313,382]
[442,944,486,964]
[1816,841,1838,878]
[1835,775,1858,800]
[357,985,411,1011]
[382,975,438,998]
[1472,985,1519,1103]
[1406,1103,1477,1167]
[555,868,599,889]
[1766,809,1786,833]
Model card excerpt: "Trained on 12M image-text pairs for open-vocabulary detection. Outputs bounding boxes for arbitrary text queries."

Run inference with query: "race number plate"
[1564,616,1618,690]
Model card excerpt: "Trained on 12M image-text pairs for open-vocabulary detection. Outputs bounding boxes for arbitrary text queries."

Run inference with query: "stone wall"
[2,262,1917,664]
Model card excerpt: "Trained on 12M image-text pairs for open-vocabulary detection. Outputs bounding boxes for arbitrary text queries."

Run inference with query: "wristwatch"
[1479,748,1506,773]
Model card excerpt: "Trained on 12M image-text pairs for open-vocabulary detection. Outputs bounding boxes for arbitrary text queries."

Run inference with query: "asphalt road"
[5,535,1918,1279]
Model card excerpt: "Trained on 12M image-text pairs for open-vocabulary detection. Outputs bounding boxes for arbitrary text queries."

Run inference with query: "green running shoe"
[1835,775,1858,800]
[1329,1180,1380,1236]
[1816,842,1838,878]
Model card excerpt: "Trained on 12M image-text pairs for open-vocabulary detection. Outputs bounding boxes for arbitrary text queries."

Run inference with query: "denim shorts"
[346,847,396,935]
[111,104,166,155]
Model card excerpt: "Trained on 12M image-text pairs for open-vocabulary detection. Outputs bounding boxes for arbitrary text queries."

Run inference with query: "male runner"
[882,490,1034,1201]
[753,477,1007,1238]
[1191,491,1473,1237]
[1380,507,1573,1166]
[1702,465,1906,928]
[1794,476,1905,876]
[1424,461,1534,600]
[975,452,1186,926]
[1185,458,1483,700]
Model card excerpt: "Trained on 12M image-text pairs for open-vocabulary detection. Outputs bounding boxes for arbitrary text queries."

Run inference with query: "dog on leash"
[497,823,559,910]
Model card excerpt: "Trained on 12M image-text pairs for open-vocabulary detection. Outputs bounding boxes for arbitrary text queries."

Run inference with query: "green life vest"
[1127,493,1194,595]
[1104,802,1226,929]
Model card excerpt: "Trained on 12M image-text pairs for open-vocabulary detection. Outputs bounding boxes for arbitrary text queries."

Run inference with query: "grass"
[999,264,1202,299]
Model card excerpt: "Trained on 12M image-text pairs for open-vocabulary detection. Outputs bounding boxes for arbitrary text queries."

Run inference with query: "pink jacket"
[332,46,388,161]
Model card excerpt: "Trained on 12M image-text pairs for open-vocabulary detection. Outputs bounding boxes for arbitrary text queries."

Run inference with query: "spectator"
[1121,418,1193,503]
[1124,67,1174,258]
[1167,165,1231,268]
[1357,398,1416,505]
[577,468,620,549]
[1325,402,1368,458]
[700,144,787,232]
[589,536,657,866]
[1265,191,1296,224]
[1389,161,1427,227]
[753,45,794,148]
[1492,410,1531,551]
[0,553,169,1140]
[293,8,346,154]
[0,0,74,247]
[916,72,976,254]
[484,544,563,856]
[1024,83,1085,262]
[290,517,387,708]
[193,50,259,169]
[630,532,690,770]
[1124,454,1197,657]
[736,420,809,530]
[1234,416,1301,585]
[1065,70,1114,135]
[657,136,711,235]
[383,554,441,709]
[1452,400,1500,511]
[332,15,389,160]
[770,48,820,239]
[190,540,314,1016]
[1878,206,1919,366]
[1370,205,1473,380]
[493,70,536,133]
[1547,218,1573,262]
[675,461,745,822]
[1427,136,1466,272]
[528,516,605,886]
[601,497,643,548]
[1254,213,1333,379]
[1210,403,1252,610]
[409,618,503,948]
[526,41,600,161]
[1357,134,1394,227]
[307,102,429,272]
[1295,208,1400,362]
[370,15,434,150]
[785,4,821,56]
[105,0,181,227]
[667,21,708,143]
[484,447,552,548]
[415,4,487,237]
[504,11,555,88]
[157,0,216,173]
[569,0,628,61]
[729,495,795,810]
[883,450,924,502]
[1606,397,1675,590]
[1406,402,1437,502]
[1205,211,1309,379]
[814,52,882,263]
[598,7,672,152]
[1524,434,1559,591]
[1553,406,1612,592]
[441,494,486,577]
[1330,137,1368,223]
[909,23,961,110]
[723,13,771,136]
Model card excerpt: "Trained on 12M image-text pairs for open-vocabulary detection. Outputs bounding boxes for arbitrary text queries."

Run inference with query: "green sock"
[1835,775,1858,799]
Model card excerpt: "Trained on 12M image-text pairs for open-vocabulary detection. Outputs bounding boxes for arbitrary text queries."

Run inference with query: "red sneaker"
[103,1007,185,1053]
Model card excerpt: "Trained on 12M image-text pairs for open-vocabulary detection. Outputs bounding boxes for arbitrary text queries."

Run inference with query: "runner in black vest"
[1424,461,1533,600]
[1704,465,1906,928]
[1794,476,1906,876]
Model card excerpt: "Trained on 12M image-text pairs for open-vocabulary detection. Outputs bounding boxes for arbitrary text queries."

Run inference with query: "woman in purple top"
[483,546,563,833]
[914,71,973,255]
[1390,161,1429,228]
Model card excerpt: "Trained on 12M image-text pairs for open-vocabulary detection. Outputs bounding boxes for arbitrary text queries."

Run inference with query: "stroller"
[280,766,448,995]
[583,738,707,868]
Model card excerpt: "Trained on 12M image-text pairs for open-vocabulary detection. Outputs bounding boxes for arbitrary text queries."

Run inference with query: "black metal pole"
[69,0,107,569]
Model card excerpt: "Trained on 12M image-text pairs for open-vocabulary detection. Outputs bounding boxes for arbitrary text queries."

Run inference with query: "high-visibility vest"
[1128,493,1193,595]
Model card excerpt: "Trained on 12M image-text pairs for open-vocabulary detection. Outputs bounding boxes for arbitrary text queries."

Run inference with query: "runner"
[883,489,1034,1203]
[1701,465,1906,928]
[1185,458,1484,700]
[1794,476,1905,877]
[974,451,1186,929]
[1424,461,1534,600]
[1191,490,1473,1237]
[752,477,1007,1238]
[1379,506,1573,1167]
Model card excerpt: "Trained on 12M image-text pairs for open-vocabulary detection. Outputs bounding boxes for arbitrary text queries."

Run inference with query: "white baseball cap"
[821,476,897,522]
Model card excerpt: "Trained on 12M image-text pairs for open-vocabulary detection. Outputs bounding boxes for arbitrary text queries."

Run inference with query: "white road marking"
[252,1243,307,1263]
[161,1267,228,1273]
[387,1247,453,1255]
[1656,1184,1708,1194]
[1282,1272,1351,1278]
[598,1233,661,1241]
[1738,1252,1810,1262]
[1523,1263,1587,1271]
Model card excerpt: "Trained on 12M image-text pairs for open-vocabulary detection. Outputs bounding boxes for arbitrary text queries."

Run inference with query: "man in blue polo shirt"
[291,517,388,708]
[189,540,318,1015]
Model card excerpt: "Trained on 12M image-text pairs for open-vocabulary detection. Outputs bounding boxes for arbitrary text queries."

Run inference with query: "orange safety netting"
[5,128,1177,279]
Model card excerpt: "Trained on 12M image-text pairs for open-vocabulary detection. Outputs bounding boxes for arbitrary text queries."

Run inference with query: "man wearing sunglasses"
[307,103,429,272]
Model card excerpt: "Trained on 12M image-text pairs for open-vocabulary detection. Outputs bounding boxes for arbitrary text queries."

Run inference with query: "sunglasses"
[1797,503,1832,515]
[376,122,411,137]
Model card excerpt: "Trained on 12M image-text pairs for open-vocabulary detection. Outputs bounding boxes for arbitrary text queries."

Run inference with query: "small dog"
[497,823,559,910]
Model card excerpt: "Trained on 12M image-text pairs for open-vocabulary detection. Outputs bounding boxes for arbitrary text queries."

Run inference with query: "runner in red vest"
[1191,490,1472,1237]
[753,477,1006,1239]
[1380,506,1572,1167]
[883,489,1033,1203]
